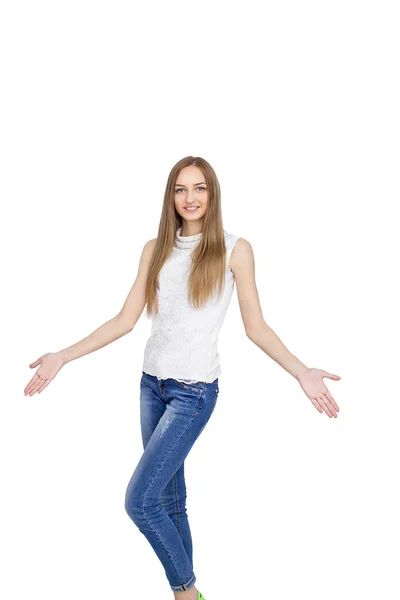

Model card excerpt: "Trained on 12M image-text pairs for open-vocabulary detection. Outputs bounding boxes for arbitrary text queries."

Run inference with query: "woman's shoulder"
[223,229,243,253]
[223,230,252,265]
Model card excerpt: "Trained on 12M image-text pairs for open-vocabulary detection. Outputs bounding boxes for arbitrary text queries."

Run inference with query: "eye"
[175,186,206,193]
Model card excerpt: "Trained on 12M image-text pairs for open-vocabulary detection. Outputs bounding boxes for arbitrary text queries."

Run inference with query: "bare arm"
[56,238,157,365]
[230,239,341,418]
[230,238,309,380]
[24,238,158,396]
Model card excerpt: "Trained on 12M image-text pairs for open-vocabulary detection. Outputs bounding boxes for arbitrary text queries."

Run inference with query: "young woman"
[24,156,341,600]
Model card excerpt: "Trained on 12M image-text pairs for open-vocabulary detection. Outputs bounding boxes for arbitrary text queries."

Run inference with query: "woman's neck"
[179,220,204,237]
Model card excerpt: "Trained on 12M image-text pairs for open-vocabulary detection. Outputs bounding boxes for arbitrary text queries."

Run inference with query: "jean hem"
[170,573,196,592]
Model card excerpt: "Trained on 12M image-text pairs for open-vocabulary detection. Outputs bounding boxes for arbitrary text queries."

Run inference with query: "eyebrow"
[175,182,207,187]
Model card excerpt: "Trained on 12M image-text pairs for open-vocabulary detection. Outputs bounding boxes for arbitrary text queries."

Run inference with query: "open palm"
[297,368,341,418]
[24,352,65,396]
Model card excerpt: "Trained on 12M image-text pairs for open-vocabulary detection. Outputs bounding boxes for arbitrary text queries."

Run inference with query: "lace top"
[142,226,240,383]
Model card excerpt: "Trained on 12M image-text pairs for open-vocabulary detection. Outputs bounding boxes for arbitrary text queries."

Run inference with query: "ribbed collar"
[174,225,203,250]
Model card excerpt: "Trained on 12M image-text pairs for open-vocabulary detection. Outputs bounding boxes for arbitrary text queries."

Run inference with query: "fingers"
[310,397,324,414]
[29,359,41,368]
[24,374,40,395]
[24,374,46,396]
[26,377,43,396]
[325,390,340,412]
[37,379,50,394]
[324,371,341,380]
[312,395,338,418]
[316,396,333,417]
[321,395,337,417]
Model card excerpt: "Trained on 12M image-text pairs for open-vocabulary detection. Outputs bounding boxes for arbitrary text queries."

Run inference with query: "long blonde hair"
[145,156,228,317]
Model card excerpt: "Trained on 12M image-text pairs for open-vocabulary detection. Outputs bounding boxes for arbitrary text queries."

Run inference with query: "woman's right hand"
[24,352,66,396]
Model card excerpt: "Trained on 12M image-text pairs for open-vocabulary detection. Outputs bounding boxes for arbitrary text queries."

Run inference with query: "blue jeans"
[125,371,219,592]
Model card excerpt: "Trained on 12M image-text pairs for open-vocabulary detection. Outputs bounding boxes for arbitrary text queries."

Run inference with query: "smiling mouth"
[184,206,199,211]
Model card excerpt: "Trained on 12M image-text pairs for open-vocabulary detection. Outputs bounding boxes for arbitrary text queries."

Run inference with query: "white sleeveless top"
[142,226,240,383]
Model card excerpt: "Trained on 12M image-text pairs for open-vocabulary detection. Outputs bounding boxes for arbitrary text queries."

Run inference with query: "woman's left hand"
[297,368,341,418]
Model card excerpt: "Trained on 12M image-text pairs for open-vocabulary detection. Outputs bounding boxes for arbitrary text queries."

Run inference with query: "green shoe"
[198,592,205,600]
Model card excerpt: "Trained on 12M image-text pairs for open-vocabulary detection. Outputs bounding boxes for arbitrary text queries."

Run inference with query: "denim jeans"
[125,371,219,592]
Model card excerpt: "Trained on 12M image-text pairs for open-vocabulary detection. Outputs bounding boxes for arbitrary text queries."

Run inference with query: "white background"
[1,1,399,598]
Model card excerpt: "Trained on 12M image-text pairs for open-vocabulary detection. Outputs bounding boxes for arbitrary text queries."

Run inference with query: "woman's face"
[174,165,208,223]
